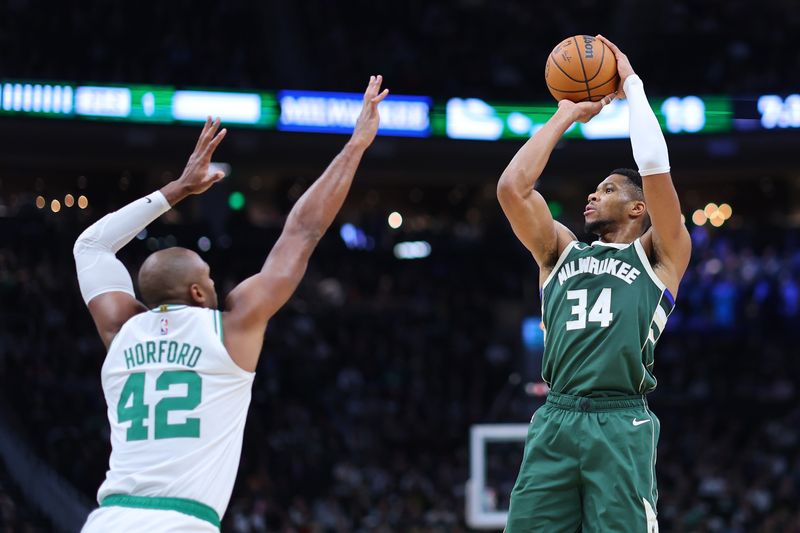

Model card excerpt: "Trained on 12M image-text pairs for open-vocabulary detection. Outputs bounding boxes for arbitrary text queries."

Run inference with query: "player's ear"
[189,283,206,306]
[630,200,646,218]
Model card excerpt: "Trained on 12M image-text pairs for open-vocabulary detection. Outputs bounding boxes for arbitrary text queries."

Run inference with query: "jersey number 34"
[117,371,202,441]
[565,288,613,330]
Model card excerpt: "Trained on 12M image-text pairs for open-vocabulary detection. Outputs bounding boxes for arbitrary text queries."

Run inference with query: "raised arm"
[598,35,691,294]
[222,75,389,371]
[496,96,613,277]
[74,118,227,348]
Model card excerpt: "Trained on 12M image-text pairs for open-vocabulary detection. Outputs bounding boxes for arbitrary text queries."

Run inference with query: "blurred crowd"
[0,464,46,533]
[2,0,800,531]
[2,0,800,99]
[0,187,800,532]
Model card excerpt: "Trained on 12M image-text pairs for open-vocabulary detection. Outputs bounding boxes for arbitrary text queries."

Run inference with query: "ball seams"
[548,51,585,84]
[571,36,592,100]
[545,35,619,102]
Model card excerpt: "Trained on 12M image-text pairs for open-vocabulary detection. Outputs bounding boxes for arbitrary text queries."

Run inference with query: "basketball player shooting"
[74,76,389,532]
[497,37,691,532]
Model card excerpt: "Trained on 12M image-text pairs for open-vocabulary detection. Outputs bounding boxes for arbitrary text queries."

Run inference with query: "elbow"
[497,172,522,204]
[73,220,108,257]
[496,174,512,198]
[72,228,93,258]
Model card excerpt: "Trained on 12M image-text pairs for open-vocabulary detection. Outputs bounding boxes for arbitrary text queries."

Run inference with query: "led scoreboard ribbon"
[74,85,279,127]
[277,90,432,137]
[0,81,75,117]
[0,81,278,127]
[0,79,752,140]
[441,96,732,141]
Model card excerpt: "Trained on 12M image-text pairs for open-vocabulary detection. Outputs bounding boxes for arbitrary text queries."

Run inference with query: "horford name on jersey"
[122,340,203,370]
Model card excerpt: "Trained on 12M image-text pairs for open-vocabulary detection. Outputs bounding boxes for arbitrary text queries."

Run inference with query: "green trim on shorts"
[100,494,220,528]
[546,391,648,411]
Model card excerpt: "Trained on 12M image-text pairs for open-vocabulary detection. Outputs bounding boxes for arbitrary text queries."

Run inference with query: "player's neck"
[152,298,198,309]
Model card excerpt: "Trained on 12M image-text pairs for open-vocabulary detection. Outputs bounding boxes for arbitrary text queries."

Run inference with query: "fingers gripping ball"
[545,35,618,102]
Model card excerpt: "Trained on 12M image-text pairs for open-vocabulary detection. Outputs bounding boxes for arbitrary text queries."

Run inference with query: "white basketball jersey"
[97,305,254,519]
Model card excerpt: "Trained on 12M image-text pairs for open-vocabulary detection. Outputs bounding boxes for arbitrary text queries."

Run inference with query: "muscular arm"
[75,119,227,349]
[598,35,691,294]
[625,74,691,288]
[497,97,613,281]
[222,76,389,372]
[639,168,691,296]
[76,192,168,349]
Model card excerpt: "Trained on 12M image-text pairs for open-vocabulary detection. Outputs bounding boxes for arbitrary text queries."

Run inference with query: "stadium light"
[388,211,403,229]
[228,191,245,211]
[393,241,431,260]
[695,203,732,227]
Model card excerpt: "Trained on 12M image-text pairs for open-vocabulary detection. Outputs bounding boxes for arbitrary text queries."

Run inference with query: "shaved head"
[138,247,218,309]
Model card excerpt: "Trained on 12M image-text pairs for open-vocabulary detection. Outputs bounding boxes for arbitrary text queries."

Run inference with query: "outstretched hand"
[177,117,228,195]
[596,35,636,97]
[558,92,616,124]
[350,75,390,149]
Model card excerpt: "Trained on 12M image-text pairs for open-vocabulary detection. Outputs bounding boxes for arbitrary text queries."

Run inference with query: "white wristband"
[625,75,671,176]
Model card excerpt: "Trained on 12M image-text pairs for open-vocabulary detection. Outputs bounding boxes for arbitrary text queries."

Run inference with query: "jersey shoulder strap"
[542,240,580,289]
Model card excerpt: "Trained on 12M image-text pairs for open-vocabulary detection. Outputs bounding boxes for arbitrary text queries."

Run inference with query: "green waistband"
[546,391,648,412]
[100,494,220,528]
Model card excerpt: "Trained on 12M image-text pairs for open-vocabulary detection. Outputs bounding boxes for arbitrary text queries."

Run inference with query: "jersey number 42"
[117,371,202,441]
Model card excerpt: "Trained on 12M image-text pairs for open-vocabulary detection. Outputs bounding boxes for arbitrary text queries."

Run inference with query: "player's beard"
[585,217,614,236]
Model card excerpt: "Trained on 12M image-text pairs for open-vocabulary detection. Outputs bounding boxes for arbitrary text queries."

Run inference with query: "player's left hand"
[596,35,636,97]
[350,75,390,149]
[559,92,616,123]
[177,117,228,195]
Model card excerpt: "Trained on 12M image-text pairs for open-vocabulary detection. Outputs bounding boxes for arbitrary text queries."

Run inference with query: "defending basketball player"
[75,76,389,532]
[497,37,691,532]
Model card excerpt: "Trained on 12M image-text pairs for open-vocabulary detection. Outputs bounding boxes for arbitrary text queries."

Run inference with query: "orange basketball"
[545,35,619,103]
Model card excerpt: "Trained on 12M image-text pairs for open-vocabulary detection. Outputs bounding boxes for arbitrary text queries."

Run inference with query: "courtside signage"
[278,90,431,137]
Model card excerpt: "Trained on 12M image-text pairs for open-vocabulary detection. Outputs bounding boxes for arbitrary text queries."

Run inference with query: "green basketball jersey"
[540,239,675,396]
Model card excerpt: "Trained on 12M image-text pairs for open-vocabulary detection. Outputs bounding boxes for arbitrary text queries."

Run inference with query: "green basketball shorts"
[506,392,660,533]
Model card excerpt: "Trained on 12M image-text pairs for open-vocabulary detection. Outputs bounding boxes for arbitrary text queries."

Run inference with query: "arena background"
[2,1,800,531]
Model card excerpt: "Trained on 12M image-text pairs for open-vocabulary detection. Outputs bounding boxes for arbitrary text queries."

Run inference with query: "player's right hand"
[596,35,636,93]
[349,75,390,149]
[559,93,616,124]
[177,117,228,195]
